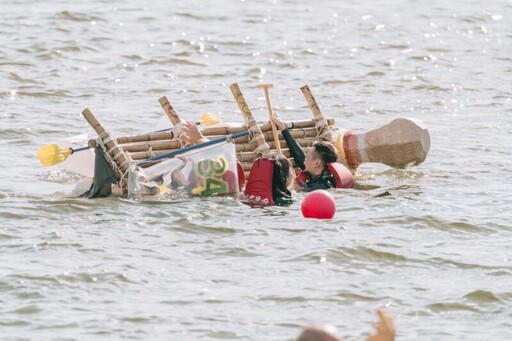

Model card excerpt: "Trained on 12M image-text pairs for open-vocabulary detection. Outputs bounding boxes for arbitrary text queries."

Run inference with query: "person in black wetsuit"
[270,113,339,192]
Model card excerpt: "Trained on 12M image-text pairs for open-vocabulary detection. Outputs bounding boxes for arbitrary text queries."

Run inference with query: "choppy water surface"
[1,0,511,339]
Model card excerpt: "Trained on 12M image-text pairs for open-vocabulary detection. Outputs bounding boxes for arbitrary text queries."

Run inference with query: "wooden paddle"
[258,84,282,154]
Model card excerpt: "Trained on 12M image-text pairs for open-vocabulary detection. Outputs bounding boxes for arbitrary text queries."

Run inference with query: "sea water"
[1,0,511,339]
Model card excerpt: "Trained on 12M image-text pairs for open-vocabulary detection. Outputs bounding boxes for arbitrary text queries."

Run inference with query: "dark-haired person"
[242,151,294,206]
[270,113,351,192]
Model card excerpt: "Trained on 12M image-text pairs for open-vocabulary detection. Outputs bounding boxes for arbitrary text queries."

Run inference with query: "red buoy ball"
[301,190,336,219]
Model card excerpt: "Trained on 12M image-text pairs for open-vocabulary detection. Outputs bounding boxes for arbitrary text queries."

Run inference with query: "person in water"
[296,309,395,341]
[243,151,294,206]
[270,112,339,192]
[180,121,294,205]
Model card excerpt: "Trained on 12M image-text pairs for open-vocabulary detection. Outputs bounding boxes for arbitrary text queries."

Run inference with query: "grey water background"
[1,0,511,339]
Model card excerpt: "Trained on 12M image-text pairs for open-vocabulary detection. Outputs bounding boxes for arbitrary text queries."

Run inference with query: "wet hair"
[264,152,294,205]
[264,152,294,186]
[312,141,338,165]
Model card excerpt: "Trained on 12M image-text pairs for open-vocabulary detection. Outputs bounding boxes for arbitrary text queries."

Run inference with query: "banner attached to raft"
[127,141,239,199]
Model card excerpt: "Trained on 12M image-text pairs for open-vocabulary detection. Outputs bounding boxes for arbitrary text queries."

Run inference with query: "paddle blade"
[199,113,222,126]
[37,144,73,167]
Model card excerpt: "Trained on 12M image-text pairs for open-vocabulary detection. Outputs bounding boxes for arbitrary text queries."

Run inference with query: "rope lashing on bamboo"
[90,118,336,149]
[158,96,190,149]
[229,83,269,156]
[82,108,133,193]
[300,85,333,142]
[98,130,132,186]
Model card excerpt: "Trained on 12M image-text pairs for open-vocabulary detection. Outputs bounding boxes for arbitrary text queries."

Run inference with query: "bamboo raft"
[81,83,431,195]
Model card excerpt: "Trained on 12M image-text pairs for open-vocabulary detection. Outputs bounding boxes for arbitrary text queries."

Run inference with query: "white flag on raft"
[127,140,240,199]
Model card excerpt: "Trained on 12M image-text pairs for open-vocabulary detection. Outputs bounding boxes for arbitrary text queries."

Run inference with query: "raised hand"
[270,111,287,131]
[367,309,395,341]
[180,121,208,144]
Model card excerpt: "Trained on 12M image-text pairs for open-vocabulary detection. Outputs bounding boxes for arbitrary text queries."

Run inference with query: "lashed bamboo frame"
[81,84,430,195]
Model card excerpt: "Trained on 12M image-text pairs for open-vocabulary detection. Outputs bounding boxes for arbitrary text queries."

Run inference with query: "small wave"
[385,43,413,50]
[16,89,74,98]
[120,316,153,323]
[280,252,322,263]
[427,302,480,312]
[0,233,16,240]
[9,305,42,315]
[0,127,38,139]
[411,85,450,92]
[426,257,500,271]
[170,217,239,234]
[0,212,26,220]
[259,295,307,302]
[141,58,206,67]
[366,71,386,77]
[0,319,30,327]
[409,55,437,61]
[334,246,409,263]
[211,247,263,258]
[334,292,379,302]
[459,15,488,23]
[8,72,44,85]
[205,331,240,339]
[122,54,144,61]
[416,215,492,234]
[322,79,364,85]
[463,290,502,304]
[55,11,101,22]
[176,12,229,22]
[0,61,34,67]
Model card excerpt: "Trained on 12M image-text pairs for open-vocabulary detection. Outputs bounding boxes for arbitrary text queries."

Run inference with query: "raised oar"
[258,84,282,154]
[37,113,222,167]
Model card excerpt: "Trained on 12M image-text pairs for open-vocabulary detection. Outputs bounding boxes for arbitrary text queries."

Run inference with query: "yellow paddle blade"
[199,113,222,126]
[37,144,73,167]
[158,184,169,194]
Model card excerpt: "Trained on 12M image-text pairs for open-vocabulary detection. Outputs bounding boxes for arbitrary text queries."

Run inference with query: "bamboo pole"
[199,118,336,137]
[82,108,131,192]
[206,126,320,143]
[119,140,182,153]
[229,83,269,156]
[300,85,333,141]
[88,130,175,148]
[159,96,184,126]
[91,118,336,149]
[126,137,315,160]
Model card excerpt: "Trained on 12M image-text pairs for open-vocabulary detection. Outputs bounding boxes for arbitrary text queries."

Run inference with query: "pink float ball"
[301,190,336,219]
